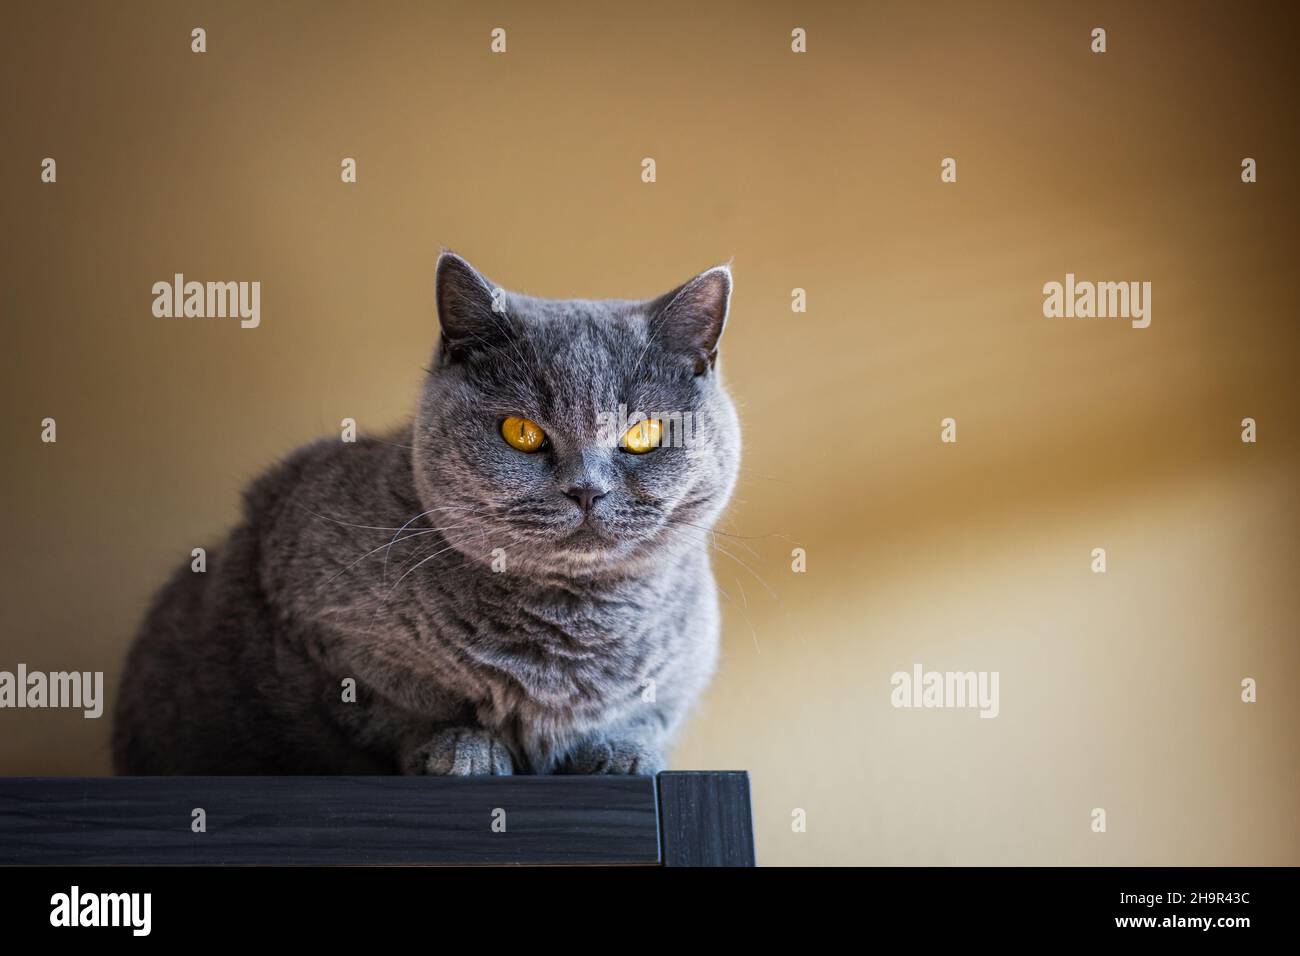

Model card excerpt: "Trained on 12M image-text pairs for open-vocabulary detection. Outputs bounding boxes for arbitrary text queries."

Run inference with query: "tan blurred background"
[2,0,1297,865]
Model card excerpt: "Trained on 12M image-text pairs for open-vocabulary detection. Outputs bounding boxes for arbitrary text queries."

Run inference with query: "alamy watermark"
[50,886,151,936]
[890,663,999,718]
[595,404,698,450]
[0,664,104,718]
[152,273,260,329]
[1043,273,1151,328]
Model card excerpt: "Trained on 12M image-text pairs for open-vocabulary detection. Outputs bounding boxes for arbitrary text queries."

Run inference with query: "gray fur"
[112,254,741,775]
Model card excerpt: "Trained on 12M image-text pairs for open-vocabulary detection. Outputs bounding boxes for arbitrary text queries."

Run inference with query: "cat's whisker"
[384,507,471,583]
[732,572,749,609]
[661,522,782,607]
[320,528,443,589]
[370,435,418,451]
[671,515,793,547]
[378,539,475,613]
[391,521,489,578]
[709,574,761,654]
[707,537,781,606]
[298,507,419,533]
[330,520,494,589]
[321,510,497,589]
[299,503,492,535]
[322,519,490,590]
[669,517,764,561]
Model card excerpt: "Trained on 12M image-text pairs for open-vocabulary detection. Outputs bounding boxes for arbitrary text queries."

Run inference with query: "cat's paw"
[559,738,663,775]
[404,727,514,776]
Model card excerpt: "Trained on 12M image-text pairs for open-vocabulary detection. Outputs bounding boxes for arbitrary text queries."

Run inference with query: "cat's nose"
[563,484,608,513]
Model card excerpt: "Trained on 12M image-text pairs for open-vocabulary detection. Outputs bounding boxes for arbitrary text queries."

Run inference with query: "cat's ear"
[648,265,732,375]
[435,251,511,363]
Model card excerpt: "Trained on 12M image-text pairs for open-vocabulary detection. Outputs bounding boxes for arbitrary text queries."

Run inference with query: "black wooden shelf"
[0,771,754,867]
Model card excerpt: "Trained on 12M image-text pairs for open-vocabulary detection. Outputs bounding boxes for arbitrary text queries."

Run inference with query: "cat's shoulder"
[239,428,413,523]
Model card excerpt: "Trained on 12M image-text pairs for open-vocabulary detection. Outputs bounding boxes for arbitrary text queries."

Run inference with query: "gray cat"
[111,253,740,775]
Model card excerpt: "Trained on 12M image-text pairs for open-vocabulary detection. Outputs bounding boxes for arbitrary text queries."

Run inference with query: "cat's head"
[412,252,741,579]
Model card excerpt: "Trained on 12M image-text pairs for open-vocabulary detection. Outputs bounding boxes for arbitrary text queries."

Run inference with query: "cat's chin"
[551,524,662,570]
[552,522,684,572]
[561,524,619,554]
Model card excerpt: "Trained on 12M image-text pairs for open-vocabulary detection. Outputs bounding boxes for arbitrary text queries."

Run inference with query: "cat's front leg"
[401,726,514,776]
[558,737,664,775]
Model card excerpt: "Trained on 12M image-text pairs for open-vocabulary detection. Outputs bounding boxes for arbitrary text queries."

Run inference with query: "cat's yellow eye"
[622,419,662,454]
[502,416,546,453]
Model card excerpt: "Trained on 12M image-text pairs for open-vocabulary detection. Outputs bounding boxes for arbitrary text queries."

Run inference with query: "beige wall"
[2,1,1296,864]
